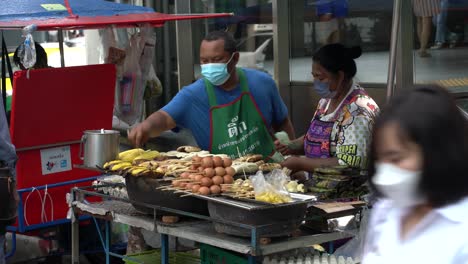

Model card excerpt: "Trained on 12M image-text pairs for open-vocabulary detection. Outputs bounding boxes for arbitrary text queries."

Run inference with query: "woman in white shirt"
[362,85,468,264]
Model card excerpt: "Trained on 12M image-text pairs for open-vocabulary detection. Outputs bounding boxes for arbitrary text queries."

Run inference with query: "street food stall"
[1,1,369,264]
[69,146,366,264]
[0,0,231,261]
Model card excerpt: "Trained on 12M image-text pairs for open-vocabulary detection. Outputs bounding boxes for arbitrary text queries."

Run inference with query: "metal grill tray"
[125,175,209,216]
[185,192,317,237]
[187,192,316,211]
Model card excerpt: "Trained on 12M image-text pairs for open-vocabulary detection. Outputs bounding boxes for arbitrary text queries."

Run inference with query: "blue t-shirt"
[162,68,288,150]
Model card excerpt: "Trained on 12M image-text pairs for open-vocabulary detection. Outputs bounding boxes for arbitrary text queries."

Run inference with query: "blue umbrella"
[0,0,231,30]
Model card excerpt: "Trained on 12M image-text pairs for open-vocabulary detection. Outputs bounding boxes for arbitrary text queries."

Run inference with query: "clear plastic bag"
[20,24,37,69]
[100,25,157,126]
[250,169,292,204]
[333,206,370,262]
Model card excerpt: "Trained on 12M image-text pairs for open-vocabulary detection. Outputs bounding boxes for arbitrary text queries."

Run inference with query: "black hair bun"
[347,46,362,59]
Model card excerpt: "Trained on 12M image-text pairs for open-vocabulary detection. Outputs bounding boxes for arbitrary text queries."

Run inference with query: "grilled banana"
[132,150,160,164]
[128,167,151,176]
[118,148,145,162]
[103,160,124,170]
[109,162,133,171]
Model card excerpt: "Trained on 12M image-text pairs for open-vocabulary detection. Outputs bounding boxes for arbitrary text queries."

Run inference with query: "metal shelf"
[70,186,355,264]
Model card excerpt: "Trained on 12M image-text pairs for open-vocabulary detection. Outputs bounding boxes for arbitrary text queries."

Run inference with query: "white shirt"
[362,197,468,264]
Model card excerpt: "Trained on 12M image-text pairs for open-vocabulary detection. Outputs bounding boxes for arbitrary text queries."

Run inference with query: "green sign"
[41,4,67,11]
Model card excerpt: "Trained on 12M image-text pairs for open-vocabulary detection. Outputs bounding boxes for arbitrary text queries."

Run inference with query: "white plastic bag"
[102,25,157,126]
[20,24,37,69]
[333,206,370,262]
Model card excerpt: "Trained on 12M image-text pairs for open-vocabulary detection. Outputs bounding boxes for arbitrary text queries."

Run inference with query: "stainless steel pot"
[79,129,120,168]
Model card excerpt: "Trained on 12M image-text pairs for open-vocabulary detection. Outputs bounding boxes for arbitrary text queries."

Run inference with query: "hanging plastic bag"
[333,206,370,262]
[250,169,292,204]
[144,65,163,99]
[19,24,37,69]
[110,25,157,126]
[138,24,156,79]
[116,33,143,125]
[100,26,127,76]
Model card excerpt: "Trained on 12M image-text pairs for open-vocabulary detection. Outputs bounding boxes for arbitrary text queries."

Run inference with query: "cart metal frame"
[70,184,355,264]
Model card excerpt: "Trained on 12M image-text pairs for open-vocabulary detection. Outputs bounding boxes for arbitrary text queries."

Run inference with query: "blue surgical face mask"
[201,53,235,86]
[313,79,337,99]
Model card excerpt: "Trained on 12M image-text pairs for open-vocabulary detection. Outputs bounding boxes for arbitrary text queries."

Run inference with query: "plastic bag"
[333,206,370,262]
[20,24,37,69]
[250,169,292,204]
[100,26,127,77]
[113,25,156,126]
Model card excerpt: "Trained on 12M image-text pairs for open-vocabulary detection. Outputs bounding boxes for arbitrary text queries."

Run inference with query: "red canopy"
[0,12,233,30]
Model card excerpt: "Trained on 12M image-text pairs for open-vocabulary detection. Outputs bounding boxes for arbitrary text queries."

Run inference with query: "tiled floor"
[263,46,468,84]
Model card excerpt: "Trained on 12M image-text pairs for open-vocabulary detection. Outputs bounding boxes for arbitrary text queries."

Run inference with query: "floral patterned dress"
[304,83,379,173]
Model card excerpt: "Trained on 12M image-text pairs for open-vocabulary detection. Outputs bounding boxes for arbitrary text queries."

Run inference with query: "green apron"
[204,68,276,160]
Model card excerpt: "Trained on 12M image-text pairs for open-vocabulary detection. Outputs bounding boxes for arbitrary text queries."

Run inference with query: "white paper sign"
[40,145,72,175]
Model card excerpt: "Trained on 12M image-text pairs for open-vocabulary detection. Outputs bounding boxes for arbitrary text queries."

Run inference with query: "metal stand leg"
[71,207,80,264]
[328,241,334,254]
[106,221,111,264]
[161,234,169,264]
[249,228,258,264]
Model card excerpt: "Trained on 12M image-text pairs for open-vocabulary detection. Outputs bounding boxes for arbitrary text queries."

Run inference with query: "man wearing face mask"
[277,44,379,175]
[129,31,294,159]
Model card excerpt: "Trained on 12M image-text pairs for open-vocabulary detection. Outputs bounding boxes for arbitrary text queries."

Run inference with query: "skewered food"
[213,156,223,167]
[223,158,232,167]
[176,146,202,153]
[198,186,211,195]
[201,157,214,168]
[231,162,259,174]
[210,185,221,194]
[259,163,282,172]
[235,154,263,163]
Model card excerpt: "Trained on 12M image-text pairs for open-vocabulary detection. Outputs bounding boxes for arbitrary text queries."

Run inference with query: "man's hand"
[128,121,152,148]
[127,111,177,147]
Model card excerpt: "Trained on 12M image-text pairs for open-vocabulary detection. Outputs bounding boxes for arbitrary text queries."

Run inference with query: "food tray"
[125,175,209,216]
[184,192,316,237]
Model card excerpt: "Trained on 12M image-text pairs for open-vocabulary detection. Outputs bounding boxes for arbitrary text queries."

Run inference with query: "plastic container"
[124,249,199,264]
[200,244,248,264]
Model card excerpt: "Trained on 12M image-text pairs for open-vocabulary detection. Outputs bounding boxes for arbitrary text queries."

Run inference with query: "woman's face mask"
[313,79,337,99]
[372,163,425,207]
[373,122,425,207]
[311,62,340,99]
[201,53,235,86]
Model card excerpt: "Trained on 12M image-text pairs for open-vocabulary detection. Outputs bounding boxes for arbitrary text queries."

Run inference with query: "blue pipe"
[92,217,106,251]
[105,221,110,264]
[14,176,98,233]
[161,234,169,264]
[17,192,25,233]
[17,176,99,193]
[15,216,91,233]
